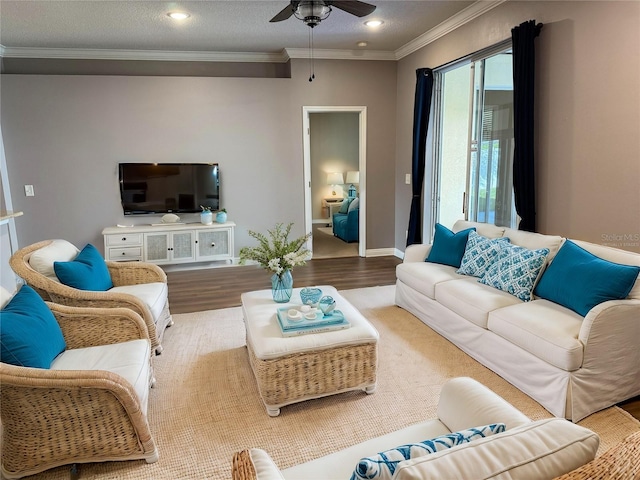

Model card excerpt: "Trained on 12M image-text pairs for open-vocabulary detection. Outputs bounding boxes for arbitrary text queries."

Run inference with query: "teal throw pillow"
[457,231,511,278]
[339,198,353,214]
[534,240,640,317]
[54,243,113,291]
[0,285,66,368]
[348,197,360,212]
[426,223,476,268]
[350,423,506,480]
[479,243,550,302]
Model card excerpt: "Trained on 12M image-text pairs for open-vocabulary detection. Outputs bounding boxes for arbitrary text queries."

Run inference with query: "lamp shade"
[327,172,344,185]
[346,171,360,184]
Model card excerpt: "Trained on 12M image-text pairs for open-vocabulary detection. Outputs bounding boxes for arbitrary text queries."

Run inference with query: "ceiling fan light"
[294,1,331,27]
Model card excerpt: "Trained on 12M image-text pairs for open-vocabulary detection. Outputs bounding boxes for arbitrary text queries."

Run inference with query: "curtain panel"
[406,68,434,246]
[512,20,543,232]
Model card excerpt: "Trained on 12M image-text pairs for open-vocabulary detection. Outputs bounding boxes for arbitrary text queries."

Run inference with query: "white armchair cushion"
[28,239,80,280]
[0,286,14,309]
[110,282,168,322]
[51,339,151,415]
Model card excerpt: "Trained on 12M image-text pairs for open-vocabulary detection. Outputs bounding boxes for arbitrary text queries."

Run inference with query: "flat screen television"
[119,163,220,215]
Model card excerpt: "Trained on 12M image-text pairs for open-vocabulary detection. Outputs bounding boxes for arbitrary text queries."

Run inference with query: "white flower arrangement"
[239,223,311,277]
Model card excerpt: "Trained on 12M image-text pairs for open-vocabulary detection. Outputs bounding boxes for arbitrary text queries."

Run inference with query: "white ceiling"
[0,1,502,62]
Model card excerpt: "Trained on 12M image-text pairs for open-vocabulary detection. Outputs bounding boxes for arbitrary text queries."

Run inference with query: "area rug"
[317,226,335,235]
[32,286,639,479]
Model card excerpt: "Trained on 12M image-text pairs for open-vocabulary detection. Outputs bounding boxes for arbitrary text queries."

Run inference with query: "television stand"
[102,222,235,265]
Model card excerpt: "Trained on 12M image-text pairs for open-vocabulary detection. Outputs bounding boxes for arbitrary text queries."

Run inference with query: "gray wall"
[1,58,396,256]
[395,0,640,252]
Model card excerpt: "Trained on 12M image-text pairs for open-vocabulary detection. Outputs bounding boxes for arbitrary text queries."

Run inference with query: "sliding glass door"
[432,43,516,231]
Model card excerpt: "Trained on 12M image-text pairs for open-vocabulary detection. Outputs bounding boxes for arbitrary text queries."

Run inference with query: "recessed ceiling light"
[364,20,383,28]
[167,12,190,20]
[357,41,368,47]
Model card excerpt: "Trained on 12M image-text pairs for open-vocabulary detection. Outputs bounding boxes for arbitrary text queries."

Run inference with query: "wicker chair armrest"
[0,362,156,468]
[107,261,167,287]
[232,450,259,480]
[46,303,150,349]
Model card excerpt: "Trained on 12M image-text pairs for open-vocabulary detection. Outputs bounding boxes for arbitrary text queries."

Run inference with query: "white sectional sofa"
[232,377,599,480]
[395,220,640,422]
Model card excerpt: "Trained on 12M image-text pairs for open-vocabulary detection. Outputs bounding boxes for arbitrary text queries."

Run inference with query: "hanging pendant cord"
[308,27,315,82]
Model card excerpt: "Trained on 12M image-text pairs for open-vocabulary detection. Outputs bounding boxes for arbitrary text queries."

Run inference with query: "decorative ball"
[318,295,336,315]
[300,287,323,306]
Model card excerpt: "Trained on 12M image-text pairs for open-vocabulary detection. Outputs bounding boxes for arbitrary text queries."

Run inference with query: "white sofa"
[232,377,599,480]
[395,220,640,422]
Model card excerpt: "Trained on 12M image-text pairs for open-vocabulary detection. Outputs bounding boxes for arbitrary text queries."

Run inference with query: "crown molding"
[394,0,508,60]
[0,46,289,63]
[284,48,395,61]
[0,1,506,64]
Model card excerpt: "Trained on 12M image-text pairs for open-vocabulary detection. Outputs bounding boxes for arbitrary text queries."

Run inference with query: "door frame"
[302,106,366,257]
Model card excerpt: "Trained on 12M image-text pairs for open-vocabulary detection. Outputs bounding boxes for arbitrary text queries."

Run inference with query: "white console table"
[102,222,235,265]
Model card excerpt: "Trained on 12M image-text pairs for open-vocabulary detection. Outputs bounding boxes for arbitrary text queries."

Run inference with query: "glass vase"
[271,270,293,303]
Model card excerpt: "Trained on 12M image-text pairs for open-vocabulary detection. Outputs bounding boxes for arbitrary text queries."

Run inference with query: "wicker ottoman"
[241,286,379,416]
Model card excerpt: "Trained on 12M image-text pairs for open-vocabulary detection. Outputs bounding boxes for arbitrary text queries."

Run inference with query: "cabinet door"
[171,231,195,262]
[144,233,170,263]
[196,229,231,260]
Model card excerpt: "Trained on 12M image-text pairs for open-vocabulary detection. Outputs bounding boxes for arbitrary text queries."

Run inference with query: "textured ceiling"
[0,1,478,56]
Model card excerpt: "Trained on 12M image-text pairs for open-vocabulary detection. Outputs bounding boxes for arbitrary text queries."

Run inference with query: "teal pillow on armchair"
[54,243,113,291]
[0,285,66,368]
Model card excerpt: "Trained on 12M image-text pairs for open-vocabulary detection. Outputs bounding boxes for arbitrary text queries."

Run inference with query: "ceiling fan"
[270,0,377,28]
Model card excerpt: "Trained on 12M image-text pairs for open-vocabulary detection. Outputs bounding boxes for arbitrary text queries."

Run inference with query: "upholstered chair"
[0,287,158,479]
[10,239,173,354]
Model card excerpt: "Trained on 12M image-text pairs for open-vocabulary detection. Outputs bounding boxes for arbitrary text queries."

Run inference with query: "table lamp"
[346,171,359,198]
[327,172,344,196]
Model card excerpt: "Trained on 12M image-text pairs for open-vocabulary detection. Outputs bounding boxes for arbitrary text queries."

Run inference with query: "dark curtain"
[406,68,434,246]
[512,20,543,232]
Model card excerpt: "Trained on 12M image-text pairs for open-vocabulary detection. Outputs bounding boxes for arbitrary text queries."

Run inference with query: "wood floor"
[165,255,640,421]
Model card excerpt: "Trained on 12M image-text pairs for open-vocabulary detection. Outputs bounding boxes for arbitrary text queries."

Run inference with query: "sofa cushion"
[0,286,13,309]
[502,228,564,262]
[54,243,114,291]
[457,231,511,278]
[452,220,505,239]
[396,262,465,300]
[393,418,599,480]
[479,244,549,302]
[28,239,80,280]
[0,285,66,369]
[535,240,640,316]
[436,278,522,329]
[351,423,506,480]
[110,282,168,322]
[426,223,475,268]
[51,338,151,415]
[488,300,584,371]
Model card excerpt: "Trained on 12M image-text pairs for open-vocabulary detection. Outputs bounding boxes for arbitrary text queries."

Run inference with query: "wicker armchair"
[10,239,173,354]
[0,303,158,479]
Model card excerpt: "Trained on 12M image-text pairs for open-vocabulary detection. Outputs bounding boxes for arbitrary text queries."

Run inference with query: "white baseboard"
[365,248,396,257]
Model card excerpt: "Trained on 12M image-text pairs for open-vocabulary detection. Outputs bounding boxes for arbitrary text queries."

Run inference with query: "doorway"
[302,106,367,258]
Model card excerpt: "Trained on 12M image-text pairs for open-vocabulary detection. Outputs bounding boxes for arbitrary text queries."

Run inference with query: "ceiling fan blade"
[329,0,376,17]
[270,2,297,23]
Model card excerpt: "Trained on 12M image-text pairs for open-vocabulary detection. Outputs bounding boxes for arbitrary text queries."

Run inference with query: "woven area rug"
[33,285,639,479]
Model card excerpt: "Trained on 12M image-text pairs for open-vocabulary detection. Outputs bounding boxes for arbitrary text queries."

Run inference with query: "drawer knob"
[122,237,127,241]
[211,242,216,247]
[121,252,126,255]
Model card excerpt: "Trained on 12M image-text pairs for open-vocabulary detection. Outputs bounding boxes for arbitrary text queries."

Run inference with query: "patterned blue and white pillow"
[350,423,506,480]
[457,231,511,278]
[479,244,550,302]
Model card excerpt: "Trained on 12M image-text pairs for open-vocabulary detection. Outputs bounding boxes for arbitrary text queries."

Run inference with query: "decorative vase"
[200,211,213,225]
[318,295,336,315]
[271,270,293,303]
[216,211,227,223]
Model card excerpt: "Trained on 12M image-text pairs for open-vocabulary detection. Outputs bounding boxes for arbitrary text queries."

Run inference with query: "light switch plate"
[405,174,411,185]
[25,185,35,196]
